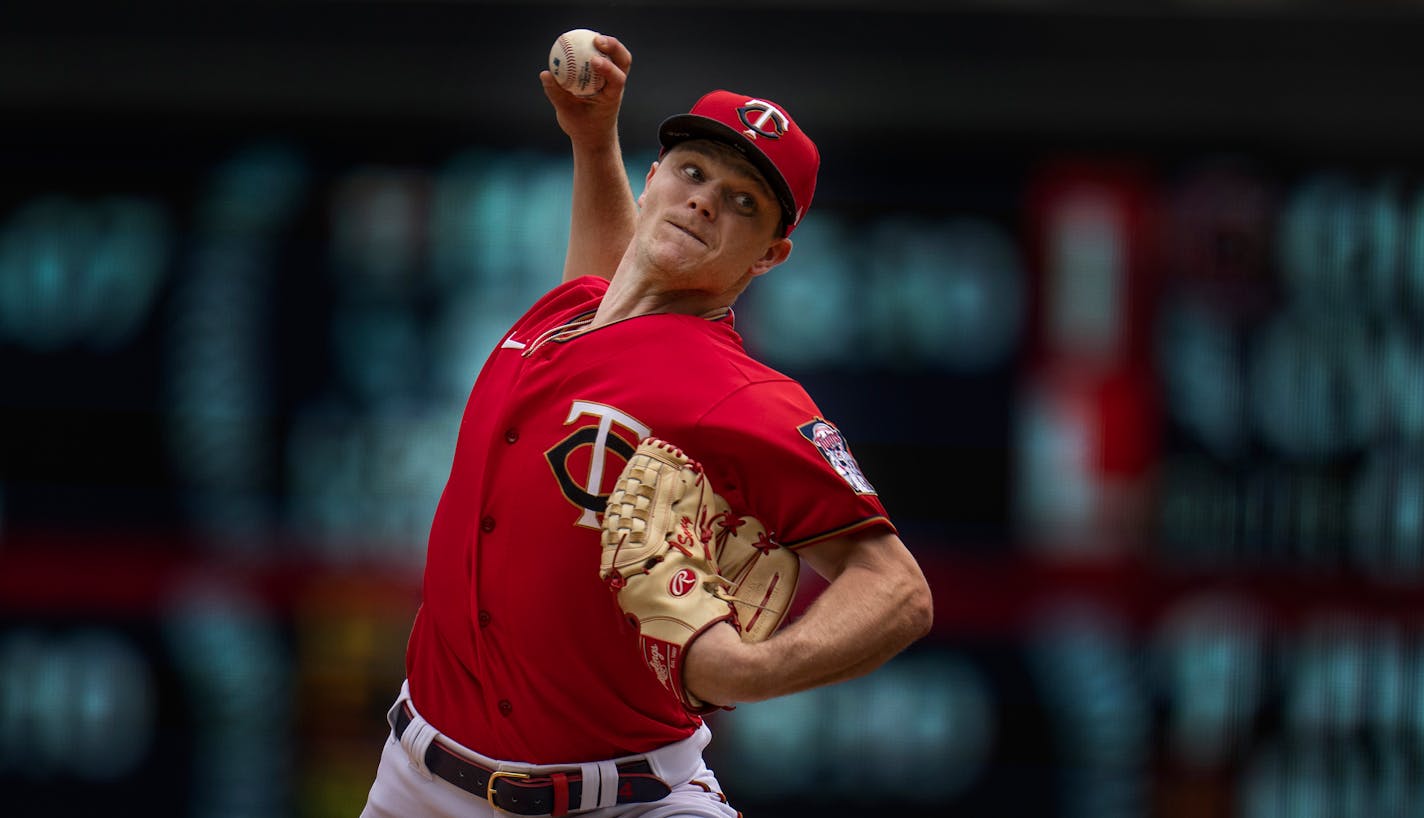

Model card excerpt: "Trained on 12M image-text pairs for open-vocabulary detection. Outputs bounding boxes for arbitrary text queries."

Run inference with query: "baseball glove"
[601,437,799,712]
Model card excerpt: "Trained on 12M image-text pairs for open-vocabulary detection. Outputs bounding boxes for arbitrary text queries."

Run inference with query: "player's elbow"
[902,572,934,642]
[881,558,933,648]
[872,536,934,646]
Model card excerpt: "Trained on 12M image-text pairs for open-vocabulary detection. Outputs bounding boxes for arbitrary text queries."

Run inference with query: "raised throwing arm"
[539,33,638,283]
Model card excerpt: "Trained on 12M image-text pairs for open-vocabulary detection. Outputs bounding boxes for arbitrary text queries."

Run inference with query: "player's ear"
[636,161,660,208]
[749,237,792,278]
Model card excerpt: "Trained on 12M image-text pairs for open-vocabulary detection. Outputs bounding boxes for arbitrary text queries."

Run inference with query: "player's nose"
[685,190,716,220]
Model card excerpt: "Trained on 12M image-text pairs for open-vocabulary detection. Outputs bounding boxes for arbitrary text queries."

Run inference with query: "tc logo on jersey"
[546,401,652,529]
[799,419,876,495]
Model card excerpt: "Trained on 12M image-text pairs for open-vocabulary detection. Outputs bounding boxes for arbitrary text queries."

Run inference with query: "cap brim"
[658,113,797,234]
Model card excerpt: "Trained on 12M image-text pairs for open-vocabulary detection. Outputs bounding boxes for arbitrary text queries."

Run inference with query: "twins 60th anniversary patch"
[798,419,876,495]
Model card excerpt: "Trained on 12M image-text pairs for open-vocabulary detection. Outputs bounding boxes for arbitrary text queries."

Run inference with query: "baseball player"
[360,33,933,818]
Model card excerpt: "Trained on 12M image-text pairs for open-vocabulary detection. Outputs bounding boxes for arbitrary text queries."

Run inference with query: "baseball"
[549,28,606,97]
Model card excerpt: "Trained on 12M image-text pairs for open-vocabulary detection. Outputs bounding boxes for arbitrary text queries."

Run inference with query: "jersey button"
[480,516,496,533]
[498,699,513,716]
[504,428,519,444]
[478,610,492,628]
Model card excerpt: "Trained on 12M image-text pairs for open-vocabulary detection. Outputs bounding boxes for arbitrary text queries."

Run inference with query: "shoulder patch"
[798,419,877,495]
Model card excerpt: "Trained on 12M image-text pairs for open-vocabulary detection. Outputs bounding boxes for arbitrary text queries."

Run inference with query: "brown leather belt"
[393,705,671,816]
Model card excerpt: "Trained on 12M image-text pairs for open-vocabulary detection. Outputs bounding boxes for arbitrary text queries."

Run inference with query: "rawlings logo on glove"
[601,437,799,713]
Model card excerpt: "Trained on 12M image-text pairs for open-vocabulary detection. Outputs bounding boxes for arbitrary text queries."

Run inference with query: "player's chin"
[647,237,706,269]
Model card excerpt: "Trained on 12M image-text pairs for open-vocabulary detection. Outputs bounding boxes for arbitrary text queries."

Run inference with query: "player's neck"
[590,267,740,329]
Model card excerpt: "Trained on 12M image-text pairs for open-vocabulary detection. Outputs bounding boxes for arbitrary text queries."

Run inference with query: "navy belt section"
[393,705,672,816]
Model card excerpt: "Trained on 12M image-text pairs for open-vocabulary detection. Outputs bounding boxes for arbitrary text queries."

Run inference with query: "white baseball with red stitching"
[548,28,606,97]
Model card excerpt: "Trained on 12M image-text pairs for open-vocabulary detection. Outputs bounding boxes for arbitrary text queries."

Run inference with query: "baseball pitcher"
[360,30,933,818]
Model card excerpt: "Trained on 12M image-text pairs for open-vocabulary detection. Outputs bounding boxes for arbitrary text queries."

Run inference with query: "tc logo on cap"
[737,100,789,140]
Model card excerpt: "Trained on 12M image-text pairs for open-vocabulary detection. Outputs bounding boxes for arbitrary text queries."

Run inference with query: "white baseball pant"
[359,681,741,818]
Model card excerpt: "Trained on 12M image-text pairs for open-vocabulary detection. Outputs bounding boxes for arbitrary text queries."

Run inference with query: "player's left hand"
[539,33,632,145]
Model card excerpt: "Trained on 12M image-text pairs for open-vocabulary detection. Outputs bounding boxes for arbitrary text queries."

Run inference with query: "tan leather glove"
[601,438,799,712]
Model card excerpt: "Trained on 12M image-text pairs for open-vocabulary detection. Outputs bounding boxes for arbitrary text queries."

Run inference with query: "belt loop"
[595,759,619,808]
[396,706,438,782]
[575,763,599,812]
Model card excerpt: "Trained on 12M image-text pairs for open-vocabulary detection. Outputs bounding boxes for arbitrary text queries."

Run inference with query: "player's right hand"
[539,33,632,146]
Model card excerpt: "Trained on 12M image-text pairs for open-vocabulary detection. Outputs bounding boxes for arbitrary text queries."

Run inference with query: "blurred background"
[4,0,1424,815]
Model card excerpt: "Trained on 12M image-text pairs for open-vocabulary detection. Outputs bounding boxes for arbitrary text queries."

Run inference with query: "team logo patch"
[798,419,876,495]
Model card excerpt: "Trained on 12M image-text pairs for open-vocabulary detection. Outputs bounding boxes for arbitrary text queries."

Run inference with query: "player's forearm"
[686,549,933,705]
[563,138,637,282]
[781,561,933,690]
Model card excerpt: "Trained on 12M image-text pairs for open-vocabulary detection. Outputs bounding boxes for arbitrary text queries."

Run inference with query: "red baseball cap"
[658,90,820,237]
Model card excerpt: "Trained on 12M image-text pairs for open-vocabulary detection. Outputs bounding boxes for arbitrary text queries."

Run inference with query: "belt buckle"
[486,770,531,813]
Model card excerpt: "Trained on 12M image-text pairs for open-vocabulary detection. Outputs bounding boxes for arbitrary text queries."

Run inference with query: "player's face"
[634,141,791,293]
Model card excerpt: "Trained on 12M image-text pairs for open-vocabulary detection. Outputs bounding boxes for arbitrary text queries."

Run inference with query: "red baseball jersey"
[405,276,894,763]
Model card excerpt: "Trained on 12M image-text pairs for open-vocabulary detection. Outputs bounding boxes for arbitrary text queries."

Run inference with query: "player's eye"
[732,193,757,213]
[681,164,705,182]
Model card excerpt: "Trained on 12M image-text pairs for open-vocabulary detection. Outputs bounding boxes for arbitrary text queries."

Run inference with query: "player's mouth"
[664,219,707,246]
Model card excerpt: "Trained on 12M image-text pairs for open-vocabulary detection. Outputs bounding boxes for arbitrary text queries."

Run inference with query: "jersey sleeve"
[692,379,895,550]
